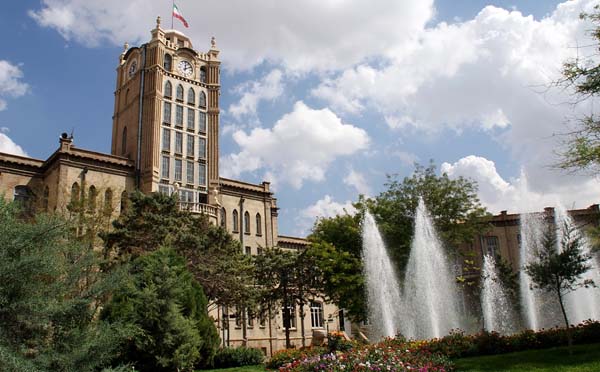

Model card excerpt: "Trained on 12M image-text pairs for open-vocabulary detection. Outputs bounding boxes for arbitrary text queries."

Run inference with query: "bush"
[211,347,264,369]
[327,333,359,353]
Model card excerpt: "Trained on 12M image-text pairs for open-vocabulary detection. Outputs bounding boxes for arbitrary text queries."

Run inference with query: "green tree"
[557,6,600,172]
[372,161,490,271]
[102,192,254,309]
[525,223,595,352]
[253,248,321,349]
[102,248,219,371]
[0,199,130,371]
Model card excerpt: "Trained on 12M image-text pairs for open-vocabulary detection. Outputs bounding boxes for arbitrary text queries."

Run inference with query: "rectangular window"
[198,111,206,133]
[187,161,194,184]
[310,302,324,328]
[187,108,195,130]
[161,156,169,179]
[187,134,194,157]
[174,159,182,181]
[257,247,263,256]
[282,305,296,329]
[163,102,171,124]
[247,308,254,328]
[245,246,251,256]
[175,132,183,154]
[485,236,499,257]
[162,128,170,151]
[198,137,206,158]
[198,163,206,185]
[158,185,170,195]
[258,308,266,327]
[175,105,183,126]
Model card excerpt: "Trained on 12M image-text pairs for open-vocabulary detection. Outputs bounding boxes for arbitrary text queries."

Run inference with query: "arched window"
[121,126,127,156]
[164,81,172,98]
[232,210,239,232]
[88,185,97,211]
[120,190,128,215]
[176,84,184,101]
[199,91,206,108]
[220,207,226,228]
[71,182,80,206]
[164,54,172,71]
[244,211,250,234]
[104,188,113,214]
[43,186,49,211]
[200,67,207,83]
[14,185,31,204]
[187,88,195,105]
[256,213,262,236]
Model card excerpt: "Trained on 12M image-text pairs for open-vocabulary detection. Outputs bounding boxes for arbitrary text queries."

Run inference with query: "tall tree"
[372,161,490,271]
[0,199,130,371]
[102,248,219,371]
[253,248,321,349]
[525,222,595,352]
[557,6,600,172]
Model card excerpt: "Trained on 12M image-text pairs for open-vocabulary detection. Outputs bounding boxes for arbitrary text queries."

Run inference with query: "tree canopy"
[103,191,254,308]
[557,6,600,173]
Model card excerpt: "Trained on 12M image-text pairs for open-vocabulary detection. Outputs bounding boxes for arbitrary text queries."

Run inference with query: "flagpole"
[171,0,174,29]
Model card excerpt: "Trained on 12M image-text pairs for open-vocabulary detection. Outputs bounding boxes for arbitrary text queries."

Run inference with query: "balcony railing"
[178,202,218,218]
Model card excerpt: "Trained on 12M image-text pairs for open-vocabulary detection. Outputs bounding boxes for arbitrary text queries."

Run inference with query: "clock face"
[178,60,193,77]
[128,60,137,77]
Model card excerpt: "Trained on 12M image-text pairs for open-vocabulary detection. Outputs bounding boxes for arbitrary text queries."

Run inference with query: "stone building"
[0,19,341,356]
[461,204,600,276]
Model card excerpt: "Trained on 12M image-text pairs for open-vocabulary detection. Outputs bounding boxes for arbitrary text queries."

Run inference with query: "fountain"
[519,212,544,330]
[481,254,517,335]
[554,205,600,324]
[361,210,402,339]
[400,198,463,339]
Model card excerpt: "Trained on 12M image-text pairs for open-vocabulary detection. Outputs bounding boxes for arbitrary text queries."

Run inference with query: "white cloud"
[221,101,369,189]
[28,0,434,71]
[0,133,27,157]
[296,194,357,235]
[441,155,600,214]
[0,61,29,111]
[313,0,600,200]
[228,69,284,120]
[343,168,371,196]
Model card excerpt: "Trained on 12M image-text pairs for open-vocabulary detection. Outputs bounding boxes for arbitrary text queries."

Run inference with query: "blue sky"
[1,0,599,236]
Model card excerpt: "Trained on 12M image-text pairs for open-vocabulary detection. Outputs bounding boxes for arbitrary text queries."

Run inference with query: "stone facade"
[0,19,344,357]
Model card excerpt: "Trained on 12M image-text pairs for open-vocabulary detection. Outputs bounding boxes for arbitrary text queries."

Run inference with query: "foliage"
[400,320,600,359]
[0,199,130,371]
[371,161,490,271]
[327,333,361,353]
[307,213,367,322]
[265,347,327,369]
[102,248,220,371]
[557,6,600,173]
[102,191,254,308]
[524,222,595,349]
[211,347,264,369]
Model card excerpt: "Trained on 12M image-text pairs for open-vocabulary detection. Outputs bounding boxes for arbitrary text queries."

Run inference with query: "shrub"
[211,347,264,369]
[327,333,359,353]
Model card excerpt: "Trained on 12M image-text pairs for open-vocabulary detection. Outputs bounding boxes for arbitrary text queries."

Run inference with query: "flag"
[173,3,189,28]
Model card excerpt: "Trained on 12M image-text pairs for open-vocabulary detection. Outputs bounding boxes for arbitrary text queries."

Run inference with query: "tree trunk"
[557,288,573,354]
[299,302,306,348]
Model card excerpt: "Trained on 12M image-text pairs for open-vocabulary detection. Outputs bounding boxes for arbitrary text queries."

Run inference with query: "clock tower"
[111,17,220,207]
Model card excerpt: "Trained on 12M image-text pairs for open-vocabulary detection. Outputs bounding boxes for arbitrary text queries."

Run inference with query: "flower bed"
[278,339,452,372]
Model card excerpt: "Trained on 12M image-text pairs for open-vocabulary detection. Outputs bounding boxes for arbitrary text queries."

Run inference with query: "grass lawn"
[197,366,266,372]
[454,343,600,372]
